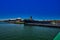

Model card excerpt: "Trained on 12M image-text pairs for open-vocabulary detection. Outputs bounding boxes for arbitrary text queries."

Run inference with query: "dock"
[25,23,60,28]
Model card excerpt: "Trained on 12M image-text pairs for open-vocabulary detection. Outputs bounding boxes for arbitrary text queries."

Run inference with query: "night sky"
[0,0,60,20]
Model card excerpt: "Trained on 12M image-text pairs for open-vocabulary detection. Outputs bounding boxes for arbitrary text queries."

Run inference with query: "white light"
[17,17,21,19]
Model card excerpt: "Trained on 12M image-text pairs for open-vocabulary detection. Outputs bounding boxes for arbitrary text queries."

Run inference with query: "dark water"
[0,22,60,40]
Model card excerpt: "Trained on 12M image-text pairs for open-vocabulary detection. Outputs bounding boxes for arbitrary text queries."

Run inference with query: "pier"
[25,23,60,28]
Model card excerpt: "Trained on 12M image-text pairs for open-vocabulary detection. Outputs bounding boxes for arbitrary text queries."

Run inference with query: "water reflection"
[0,22,60,40]
[24,25,60,40]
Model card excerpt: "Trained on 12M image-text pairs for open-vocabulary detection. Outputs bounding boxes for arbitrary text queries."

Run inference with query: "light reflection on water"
[0,22,60,40]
